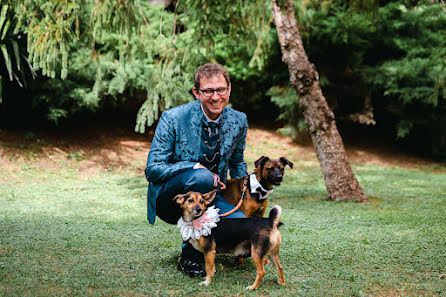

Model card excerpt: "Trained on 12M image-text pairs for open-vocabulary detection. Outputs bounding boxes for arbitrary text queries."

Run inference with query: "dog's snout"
[275,175,283,183]
[194,206,202,214]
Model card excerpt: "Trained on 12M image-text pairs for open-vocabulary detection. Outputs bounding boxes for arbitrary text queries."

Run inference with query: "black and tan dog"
[174,190,285,290]
[223,156,293,217]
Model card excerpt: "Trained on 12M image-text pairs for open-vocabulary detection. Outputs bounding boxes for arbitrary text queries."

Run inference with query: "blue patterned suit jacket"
[145,100,248,224]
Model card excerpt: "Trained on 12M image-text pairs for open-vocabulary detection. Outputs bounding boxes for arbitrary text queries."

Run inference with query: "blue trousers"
[156,168,246,224]
[155,169,246,260]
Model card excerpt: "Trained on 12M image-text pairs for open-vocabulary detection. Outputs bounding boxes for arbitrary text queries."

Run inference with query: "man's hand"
[193,163,207,170]
[194,163,220,187]
[212,173,220,188]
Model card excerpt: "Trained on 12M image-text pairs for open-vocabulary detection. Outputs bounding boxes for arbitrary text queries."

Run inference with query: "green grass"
[1,157,445,296]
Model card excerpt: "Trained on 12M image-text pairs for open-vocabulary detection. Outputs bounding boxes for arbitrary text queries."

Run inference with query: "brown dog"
[174,190,285,290]
[223,156,293,217]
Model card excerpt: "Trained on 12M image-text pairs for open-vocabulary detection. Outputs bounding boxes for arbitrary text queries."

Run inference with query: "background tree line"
[0,0,445,157]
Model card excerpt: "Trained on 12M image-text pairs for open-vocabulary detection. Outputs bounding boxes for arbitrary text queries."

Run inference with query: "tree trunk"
[271,0,368,202]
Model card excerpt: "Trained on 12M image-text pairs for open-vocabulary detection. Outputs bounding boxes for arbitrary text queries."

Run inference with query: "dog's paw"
[278,280,286,285]
[200,280,210,286]
[246,285,257,290]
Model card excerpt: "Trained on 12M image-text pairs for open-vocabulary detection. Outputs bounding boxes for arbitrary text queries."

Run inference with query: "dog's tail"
[268,205,283,228]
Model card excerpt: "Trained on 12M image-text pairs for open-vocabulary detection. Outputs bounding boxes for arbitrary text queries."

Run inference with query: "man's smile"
[193,73,230,120]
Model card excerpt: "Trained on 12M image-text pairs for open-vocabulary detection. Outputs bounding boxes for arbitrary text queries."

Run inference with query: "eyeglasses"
[198,87,229,97]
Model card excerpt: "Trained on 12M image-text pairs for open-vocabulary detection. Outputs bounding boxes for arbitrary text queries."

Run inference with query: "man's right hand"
[212,173,220,188]
[193,163,207,170]
[193,164,220,187]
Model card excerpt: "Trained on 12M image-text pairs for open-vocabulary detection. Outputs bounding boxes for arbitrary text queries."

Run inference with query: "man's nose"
[211,90,220,99]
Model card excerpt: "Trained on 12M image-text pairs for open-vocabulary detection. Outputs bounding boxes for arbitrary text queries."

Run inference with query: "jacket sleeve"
[145,112,196,184]
[228,115,248,179]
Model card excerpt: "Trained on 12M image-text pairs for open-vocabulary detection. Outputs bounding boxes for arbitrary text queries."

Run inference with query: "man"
[145,63,248,276]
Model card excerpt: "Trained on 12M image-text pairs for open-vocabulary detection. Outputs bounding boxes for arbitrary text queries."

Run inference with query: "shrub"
[271,0,446,156]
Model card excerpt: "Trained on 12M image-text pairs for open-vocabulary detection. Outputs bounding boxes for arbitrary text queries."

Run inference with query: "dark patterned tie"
[208,122,218,135]
[201,121,220,173]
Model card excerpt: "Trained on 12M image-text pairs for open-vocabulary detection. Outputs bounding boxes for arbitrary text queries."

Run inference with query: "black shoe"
[177,257,206,278]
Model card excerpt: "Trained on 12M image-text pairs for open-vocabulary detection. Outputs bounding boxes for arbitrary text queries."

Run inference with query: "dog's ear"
[173,192,190,205]
[280,157,294,169]
[255,156,270,168]
[203,189,217,205]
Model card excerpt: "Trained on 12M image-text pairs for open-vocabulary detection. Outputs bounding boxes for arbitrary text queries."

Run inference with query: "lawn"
[0,130,445,296]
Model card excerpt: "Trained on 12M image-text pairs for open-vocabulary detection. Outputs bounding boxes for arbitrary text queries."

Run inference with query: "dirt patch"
[0,125,443,178]
[0,126,152,176]
[246,127,443,171]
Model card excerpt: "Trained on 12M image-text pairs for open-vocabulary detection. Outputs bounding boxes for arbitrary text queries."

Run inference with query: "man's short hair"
[194,63,230,89]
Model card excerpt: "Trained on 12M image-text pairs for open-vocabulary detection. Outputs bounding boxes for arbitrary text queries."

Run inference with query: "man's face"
[193,74,231,120]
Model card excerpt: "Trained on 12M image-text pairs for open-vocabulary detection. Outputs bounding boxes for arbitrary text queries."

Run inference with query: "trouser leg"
[155,169,246,275]
[213,196,247,218]
[155,169,213,271]
[156,168,214,224]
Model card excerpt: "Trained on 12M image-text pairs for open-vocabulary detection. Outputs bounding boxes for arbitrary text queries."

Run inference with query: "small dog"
[223,156,293,217]
[174,190,285,290]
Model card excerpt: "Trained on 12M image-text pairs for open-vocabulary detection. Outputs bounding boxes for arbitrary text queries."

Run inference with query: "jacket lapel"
[218,108,232,177]
[188,100,204,160]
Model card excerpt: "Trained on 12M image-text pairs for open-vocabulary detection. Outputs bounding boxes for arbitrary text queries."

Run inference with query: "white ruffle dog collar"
[250,173,274,200]
[177,206,220,241]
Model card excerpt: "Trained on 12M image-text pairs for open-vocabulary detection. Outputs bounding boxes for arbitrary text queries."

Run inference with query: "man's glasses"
[198,87,229,97]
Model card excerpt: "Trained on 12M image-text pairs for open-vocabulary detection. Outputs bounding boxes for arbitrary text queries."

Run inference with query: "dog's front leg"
[199,237,216,286]
[200,249,216,286]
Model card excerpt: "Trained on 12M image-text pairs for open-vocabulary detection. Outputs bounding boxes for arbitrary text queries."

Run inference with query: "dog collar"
[177,206,220,241]
[249,174,274,200]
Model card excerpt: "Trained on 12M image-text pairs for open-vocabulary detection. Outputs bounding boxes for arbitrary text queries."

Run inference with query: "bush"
[272,0,446,156]
[27,3,196,131]
[10,1,276,132]
[365,3,446,156]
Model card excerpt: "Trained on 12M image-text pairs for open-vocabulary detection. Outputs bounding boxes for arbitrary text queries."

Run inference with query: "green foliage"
[6,0,276,132]
[13,0,81,79]
[180,0,260,47]
[271,0,446,156]
[9,0,271,132]
[0,5,13,82]
[4,0,446,156]
[24,2,200,130]
[267,85,307,141]
[0,3,36,102]
[364,3,446,155]
[12,0,148,80]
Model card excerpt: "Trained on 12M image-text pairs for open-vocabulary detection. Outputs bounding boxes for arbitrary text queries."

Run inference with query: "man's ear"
[280,157,294,169]
[173,192,189,205]
[192,88,199,99]
[255,156,270,168]
[203,189,217,205]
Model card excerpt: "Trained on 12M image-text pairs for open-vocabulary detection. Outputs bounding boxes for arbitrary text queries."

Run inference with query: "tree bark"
[271,0,368,202]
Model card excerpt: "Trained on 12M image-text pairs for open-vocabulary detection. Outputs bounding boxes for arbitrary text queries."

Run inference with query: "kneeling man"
[145,63,248,276]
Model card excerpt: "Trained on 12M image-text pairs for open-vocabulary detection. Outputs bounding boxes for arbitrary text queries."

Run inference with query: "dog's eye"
[200,199,204,204]
[188,198,194,203]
